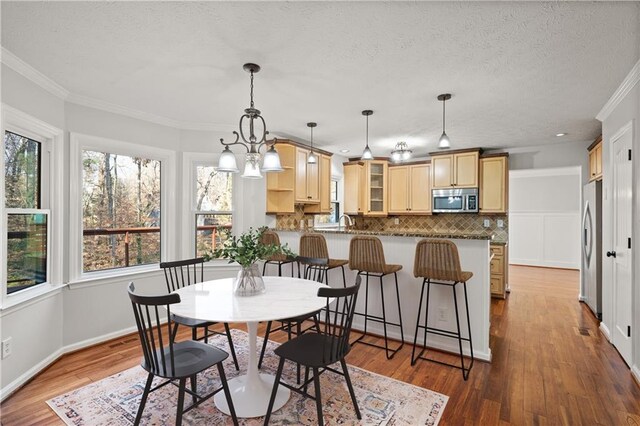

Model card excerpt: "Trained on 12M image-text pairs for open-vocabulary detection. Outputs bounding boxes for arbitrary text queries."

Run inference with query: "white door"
[610,126,633,365]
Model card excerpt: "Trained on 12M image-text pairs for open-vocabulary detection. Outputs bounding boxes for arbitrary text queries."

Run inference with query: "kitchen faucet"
[338,214,353,231]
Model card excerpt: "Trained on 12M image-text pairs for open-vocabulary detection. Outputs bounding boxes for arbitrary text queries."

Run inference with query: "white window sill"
[68,261,240,290]
[1,282,66,314]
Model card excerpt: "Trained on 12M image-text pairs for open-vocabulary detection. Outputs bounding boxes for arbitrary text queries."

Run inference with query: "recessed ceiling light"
[339,149,350,153]
[556,133,567,137]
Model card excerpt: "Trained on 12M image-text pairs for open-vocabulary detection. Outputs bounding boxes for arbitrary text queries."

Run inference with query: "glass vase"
[234,263,266,296]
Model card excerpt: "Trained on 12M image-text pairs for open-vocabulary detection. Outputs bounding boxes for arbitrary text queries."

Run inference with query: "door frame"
[608,120,634,367]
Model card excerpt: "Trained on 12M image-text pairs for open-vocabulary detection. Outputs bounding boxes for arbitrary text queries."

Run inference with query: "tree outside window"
[82,150,161,272]
[4,131,47,294]
[195,165,233,258]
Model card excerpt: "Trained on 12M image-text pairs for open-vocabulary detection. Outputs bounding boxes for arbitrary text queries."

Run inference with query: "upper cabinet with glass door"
[365,160,388,216]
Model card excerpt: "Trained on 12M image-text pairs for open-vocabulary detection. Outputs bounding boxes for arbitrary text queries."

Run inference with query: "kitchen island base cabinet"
[276,230,493,362]
[490,243,508,298]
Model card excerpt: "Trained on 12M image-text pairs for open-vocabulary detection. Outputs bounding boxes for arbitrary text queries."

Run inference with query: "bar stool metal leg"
[411,278,427,365]
[351,271,404,358]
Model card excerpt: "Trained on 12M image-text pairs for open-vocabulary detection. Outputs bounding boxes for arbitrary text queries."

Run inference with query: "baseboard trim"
[62,325,140,354]
[0,323,156,402]
[0,348,64,402]
[631,365,640,388]
[351,323,492,362]
[599,322,611,342]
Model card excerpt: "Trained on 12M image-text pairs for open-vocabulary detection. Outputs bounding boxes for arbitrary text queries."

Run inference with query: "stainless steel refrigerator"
[582,180,602,319]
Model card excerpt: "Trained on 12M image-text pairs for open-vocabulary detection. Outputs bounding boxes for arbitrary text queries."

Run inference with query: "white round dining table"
[170,276,329,418]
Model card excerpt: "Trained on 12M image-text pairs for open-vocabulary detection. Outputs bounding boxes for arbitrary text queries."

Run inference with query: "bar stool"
[261,230,295,277]
[299,233,348,287]
[411,239,474,380]
[348,236,404,359]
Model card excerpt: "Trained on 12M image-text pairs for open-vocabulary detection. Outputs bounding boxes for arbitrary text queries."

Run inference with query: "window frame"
[1,105,63,309]
[69,133,177,283]
[314,177,341,228]
[181,152,235,262]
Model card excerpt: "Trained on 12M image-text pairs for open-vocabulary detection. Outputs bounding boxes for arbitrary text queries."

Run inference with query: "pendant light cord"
[442,98,446,133]
[366,114,369,148]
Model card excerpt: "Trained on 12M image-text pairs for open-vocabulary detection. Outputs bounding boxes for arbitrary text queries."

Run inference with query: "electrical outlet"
[2,337,12,359]
[497,219,504,228]
[437,307,447,322]
[394,218,400,225]
[483,219,490,228]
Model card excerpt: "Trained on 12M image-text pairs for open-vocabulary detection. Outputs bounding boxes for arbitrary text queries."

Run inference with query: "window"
[315,179,340,226]
[4,130,49,294]
[194,165,232,258]
[81,150,161,272]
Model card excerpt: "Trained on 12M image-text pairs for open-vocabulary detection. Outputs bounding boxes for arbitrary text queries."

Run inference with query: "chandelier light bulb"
[217,145,239,173]
[262,145,284,172]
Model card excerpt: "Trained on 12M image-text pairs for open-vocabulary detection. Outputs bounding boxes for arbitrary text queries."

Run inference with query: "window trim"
[181,152,235,262]
[314,177,342,228]
[69,132,177,282]
[1,105,64,309]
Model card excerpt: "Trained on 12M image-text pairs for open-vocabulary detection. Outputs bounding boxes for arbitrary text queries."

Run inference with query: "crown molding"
[1,46,236,132]
[1,47,69,99]
[65,92,234,132]
[596,58,640,122]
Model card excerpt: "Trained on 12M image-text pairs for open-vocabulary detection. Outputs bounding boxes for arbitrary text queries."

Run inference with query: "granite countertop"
[277,227,498,241]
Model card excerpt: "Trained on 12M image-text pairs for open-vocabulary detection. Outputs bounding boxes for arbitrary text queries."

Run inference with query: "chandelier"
[390,141,412,163]
[216,63,283,178]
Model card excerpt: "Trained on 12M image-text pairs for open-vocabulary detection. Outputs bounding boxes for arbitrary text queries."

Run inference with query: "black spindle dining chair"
[258,256,326,378]
[263,276,362,426]
[161,257,239,371]
[127,283,238,426]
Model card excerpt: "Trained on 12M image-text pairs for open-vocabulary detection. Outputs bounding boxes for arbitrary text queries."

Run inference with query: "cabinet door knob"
[606,251,617,258]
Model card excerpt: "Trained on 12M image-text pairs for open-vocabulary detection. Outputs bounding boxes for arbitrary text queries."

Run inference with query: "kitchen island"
[275,228,494,362]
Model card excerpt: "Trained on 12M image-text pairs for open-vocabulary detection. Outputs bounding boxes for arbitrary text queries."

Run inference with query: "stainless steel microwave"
[432,188,479,213]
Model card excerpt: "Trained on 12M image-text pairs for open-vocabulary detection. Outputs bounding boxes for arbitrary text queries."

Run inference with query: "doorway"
[610,122,633,366]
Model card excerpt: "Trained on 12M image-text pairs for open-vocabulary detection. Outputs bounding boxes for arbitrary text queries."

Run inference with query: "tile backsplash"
[275,206,508,242]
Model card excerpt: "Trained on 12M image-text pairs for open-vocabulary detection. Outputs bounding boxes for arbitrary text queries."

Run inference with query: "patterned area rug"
[47,329,448,425]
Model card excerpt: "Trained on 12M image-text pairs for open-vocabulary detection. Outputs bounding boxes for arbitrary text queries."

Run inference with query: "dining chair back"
[159,257,240,371]
[129,283,181,377]
[297,256,329,283]
[318,276,361,363]
[263,276,363,426]
[160,257,205,293]
[128,283,238,426]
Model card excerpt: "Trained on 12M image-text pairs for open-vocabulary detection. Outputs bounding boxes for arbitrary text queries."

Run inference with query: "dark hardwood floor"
[1,265,639,425]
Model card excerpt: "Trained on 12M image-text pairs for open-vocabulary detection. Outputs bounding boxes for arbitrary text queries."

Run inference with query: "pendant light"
[361,110,374,160]
[437,93,452,149]
[216,63,283,176]
[307,122,318,164]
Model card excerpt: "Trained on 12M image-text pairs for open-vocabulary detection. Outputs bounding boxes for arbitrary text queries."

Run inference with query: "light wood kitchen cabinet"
[343,160,387,216]
[305,154,332,214]
[388,162,431,214]
[266,143,296,214]
[266,140,331,214]
[364,160,388,216]
[490,243,508,299]
[343,162,365,215]
[295,147,320,203]
[588,136,602,182]
[479,154,508,214]
[431,149,480,189]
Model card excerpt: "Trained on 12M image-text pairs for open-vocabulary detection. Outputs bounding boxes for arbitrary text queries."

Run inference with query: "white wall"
[508,167,582,269]
[1,64,66,396]
[599,62,640,382]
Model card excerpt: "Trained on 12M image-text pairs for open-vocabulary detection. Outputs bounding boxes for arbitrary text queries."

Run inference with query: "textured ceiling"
[2,1,639,155]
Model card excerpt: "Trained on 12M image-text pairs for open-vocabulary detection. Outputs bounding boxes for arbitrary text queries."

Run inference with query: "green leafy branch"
[204,227,296,268]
